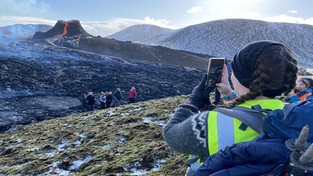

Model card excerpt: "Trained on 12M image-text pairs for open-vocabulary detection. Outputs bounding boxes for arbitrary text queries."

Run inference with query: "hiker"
[106,91,113,108]
[99,92,106,109]
[128,86,136,103]
[162,40,298,175]
[288,77,313,102]
[80,93,87,112]
[113,88,122,107]
[86,92,95,111]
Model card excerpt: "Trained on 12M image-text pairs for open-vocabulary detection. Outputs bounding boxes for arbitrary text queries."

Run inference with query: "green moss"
[0,95,189,175]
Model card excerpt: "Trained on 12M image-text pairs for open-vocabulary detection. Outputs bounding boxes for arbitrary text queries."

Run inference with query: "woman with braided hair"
[162,40,298,175]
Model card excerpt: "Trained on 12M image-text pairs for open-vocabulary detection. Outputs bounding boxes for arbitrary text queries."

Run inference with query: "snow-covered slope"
[107,19,313,67]
[106,24,174,45]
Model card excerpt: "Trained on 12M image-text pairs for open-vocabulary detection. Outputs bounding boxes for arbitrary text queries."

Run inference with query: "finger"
[207,85,215,92]
[215,83,224,92]
[199,73,208,87]
[220,64,230,85]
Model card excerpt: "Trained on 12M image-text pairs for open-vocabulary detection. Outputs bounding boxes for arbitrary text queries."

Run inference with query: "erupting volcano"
[32,20,91,39]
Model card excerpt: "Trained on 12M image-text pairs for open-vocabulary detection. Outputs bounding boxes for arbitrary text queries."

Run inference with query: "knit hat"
[298,78,311,87]
[231,40,287,97]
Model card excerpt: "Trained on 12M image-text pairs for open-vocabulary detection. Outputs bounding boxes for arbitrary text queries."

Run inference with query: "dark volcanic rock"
[77,37,209,70]
[0,95,81,133]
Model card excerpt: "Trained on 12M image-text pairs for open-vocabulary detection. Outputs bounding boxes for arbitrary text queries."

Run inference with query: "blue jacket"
[194,133,290,176]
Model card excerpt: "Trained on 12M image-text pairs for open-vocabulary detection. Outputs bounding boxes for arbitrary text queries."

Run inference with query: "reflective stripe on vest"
[207,111,259,155]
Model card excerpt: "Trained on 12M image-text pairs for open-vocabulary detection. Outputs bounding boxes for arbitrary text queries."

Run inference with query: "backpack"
[262,99,313,142]
[216,99,313,176]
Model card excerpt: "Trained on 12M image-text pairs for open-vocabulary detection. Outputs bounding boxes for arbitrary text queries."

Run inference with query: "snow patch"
[57,140,69,151]
[69,155,93,170]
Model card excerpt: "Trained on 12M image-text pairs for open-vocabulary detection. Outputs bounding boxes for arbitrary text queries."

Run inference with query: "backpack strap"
[215,105,268,133]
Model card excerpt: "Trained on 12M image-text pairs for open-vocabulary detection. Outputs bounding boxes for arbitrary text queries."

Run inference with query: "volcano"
[32,20,91,39]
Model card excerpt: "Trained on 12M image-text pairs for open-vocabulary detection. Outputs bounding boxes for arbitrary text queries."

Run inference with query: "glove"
[187,74,215,109]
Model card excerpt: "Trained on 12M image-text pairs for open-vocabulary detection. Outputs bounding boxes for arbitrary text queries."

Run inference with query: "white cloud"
[264,14,313,25]
[0,16,56,26]
[288,10,298,14]
[187,6,204,14]
[143,17,177,28]
[194,0,263,22]
[81,19,142,37]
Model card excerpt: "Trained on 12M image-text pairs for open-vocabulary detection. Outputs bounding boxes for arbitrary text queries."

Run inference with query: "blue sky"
[0,0,312,36]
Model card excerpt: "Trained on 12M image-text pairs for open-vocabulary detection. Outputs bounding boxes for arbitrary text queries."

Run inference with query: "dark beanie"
[231,40,285,89]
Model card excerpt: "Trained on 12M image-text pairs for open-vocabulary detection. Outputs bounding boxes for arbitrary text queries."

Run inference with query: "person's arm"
[163,108,209,158]
[163,74,215,159]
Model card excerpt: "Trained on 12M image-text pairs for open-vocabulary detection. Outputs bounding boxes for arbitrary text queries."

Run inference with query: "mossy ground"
[0,95,189,176]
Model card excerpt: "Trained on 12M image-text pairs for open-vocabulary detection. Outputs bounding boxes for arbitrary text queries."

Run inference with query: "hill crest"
[108,19,313,67]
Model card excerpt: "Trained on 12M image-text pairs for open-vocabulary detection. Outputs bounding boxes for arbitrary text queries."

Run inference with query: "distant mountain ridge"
[107,19,313,67]
[106,24,173,44]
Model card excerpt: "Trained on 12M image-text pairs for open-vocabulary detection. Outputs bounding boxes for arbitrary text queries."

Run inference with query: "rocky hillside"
[0,96,188,176]
[108,19,313,67]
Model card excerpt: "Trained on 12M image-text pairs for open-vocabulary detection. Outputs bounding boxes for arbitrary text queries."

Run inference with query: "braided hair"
[233,43,298,105]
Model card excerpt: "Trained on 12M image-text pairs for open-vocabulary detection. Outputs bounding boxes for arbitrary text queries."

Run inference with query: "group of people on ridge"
[163,40,313,175]
[80,86,137,112]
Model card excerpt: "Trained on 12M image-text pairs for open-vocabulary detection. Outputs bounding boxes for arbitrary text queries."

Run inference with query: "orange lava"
[62,22,69,36]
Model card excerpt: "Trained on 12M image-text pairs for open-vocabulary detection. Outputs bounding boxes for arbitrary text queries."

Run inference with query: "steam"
[0,24,53,59]
[0,24,51,42]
